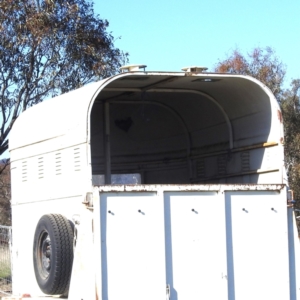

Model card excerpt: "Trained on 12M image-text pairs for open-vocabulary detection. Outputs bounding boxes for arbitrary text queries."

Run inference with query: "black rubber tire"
[33,214,74,295]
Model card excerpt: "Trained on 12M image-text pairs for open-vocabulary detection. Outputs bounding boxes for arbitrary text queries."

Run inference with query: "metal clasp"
[166,284,171,300]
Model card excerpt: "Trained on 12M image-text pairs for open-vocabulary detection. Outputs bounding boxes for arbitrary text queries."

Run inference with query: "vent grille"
[74,148,81,171]
[55,152,62,175]
[241,152,250,172]
[21,160,28,182]
[217,155,227,175]
[196,159,205,178]
[38,157,44,179]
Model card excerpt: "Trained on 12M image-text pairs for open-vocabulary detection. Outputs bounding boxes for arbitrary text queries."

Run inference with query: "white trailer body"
[7,67,300,299]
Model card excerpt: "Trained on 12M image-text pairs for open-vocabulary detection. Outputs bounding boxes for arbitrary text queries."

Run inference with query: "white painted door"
[226,191,290,300]
[165,192,228,300]
[100,192,166,300]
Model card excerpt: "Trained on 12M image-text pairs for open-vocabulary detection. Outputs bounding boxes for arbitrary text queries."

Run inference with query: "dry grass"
[0,280,11,297]
[0,246,11,297]
[0,247,11,279]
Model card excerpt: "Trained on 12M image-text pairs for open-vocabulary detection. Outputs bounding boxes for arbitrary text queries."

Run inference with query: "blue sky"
[1,0,299,160]
[95,0,300,87]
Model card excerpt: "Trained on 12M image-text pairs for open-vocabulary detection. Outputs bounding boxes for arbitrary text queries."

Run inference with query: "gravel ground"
[0,281,12,298]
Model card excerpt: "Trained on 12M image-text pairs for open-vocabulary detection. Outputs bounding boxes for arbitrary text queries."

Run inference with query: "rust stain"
[97,184,286,193]
[277,109,283,123]
[96,284,99,300]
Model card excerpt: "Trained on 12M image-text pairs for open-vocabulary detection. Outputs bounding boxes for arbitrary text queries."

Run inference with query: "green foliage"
[0,0,128,156]
[0,257,11,279]
[281,80,300,209]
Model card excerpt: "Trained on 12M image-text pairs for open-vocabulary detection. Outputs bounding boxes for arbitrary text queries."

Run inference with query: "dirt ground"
[0,282,12,298]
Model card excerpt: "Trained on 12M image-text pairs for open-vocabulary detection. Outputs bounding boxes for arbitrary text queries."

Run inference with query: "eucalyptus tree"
[214,47,286,99]
[0,0,128,156]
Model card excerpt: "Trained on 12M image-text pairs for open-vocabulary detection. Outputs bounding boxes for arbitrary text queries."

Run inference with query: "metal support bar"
[104,102,111,184]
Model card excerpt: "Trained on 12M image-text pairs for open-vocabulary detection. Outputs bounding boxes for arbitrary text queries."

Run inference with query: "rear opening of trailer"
[90,66,283,185]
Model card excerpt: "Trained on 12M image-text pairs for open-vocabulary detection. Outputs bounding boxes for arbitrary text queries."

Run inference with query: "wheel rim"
[38,231,52,279]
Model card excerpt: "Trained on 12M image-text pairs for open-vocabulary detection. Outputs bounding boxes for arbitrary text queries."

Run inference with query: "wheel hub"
[39,233,51,277]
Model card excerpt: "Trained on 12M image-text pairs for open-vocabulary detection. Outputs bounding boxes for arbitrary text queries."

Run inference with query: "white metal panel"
[287,208,300,300]
[165,192,228,300]
[11,144,89,204]
[68,208,96,300]
[100,192,166,300]
[225,191,289,300]
[9,81,103,152]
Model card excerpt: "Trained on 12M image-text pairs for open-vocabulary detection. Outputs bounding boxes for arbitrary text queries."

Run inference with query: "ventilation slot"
[241,152,250,172]
[55,152,62,175]
[217,155,227,175]
[196,159,205,179]
[74,148,81,171]
[38,157,44,179]
[21,161,28,182]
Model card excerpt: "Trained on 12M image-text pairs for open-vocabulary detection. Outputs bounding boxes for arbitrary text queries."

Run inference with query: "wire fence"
[0,225,12,296]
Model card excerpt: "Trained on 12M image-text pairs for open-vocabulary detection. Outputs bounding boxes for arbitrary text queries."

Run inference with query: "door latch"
[166,284,171,300]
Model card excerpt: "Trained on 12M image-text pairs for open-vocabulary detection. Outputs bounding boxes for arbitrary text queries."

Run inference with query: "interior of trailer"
[90,74,276,185]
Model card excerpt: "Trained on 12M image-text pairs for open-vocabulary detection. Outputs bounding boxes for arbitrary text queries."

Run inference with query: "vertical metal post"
[287,208,297,300]
[104,102,111,184]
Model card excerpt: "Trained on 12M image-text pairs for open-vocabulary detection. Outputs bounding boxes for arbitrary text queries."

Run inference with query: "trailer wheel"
[33,214,74,295]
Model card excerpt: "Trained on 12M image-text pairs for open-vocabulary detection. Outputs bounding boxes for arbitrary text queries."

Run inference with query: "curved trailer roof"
[9,70,283,159]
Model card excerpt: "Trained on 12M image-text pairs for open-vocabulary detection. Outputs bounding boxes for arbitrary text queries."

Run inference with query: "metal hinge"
[83,192,94,210]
